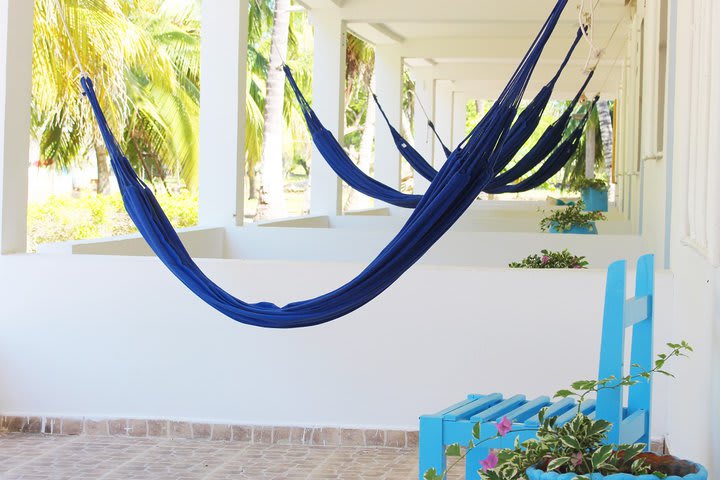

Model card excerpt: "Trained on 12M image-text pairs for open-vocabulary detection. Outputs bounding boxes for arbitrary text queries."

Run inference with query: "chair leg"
[419,416,446,480]
[465,444,490,480]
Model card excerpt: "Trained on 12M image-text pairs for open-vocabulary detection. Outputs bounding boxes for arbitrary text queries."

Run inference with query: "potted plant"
[540,202,606,234]
[573,177,609,212]
[423,342,708,480]
[509,249,589,269]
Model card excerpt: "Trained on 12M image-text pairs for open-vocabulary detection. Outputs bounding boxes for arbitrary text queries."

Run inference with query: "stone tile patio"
[0,434,467,480]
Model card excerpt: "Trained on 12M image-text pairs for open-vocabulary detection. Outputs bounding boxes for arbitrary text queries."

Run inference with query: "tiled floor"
[0,434,466,480]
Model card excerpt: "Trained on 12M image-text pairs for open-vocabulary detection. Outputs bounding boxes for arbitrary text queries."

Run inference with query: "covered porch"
[0,0,718,478]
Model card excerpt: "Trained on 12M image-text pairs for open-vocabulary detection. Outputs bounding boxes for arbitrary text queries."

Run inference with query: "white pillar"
[434,80,454,170]
[309,10,344,216]
[452,91,468,149]
[374,45,403,190]
[412,70,435,194]
[198,0,248,227]
[0,0,33,254]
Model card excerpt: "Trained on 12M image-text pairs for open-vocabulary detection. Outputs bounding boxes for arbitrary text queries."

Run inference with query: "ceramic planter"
[548,221,598,235]
[582,187,609,212]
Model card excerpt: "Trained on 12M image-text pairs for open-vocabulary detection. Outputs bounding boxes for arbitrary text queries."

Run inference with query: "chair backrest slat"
[596,254,654,446]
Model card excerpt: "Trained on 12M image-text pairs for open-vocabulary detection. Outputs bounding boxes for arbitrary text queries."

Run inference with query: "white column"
[374,45,403,191]
[452,91,468,149]
[309,10,344,216]
[0,0,33,254]
[198,0,248,227]
[434,80,454,170]
[412,70,435,194]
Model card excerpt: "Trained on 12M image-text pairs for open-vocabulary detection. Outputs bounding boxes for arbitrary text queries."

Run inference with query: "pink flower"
[570,452,583,467]
[495,416,512,437]
[480,451,499,471]
[541,255,549,264]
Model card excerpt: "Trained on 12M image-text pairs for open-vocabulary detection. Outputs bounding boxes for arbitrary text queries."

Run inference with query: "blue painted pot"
[526,463,708,480]
[548,221,598,235]
[582,187,609,212]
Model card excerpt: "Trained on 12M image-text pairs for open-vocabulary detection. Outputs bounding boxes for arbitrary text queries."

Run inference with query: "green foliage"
[539,201,606,232]
[560,101,612,191]
[32,0,203,189]
[509,249,588,269]
[423,343,692,480]
[481,343,692,480]
[27,191,198,252]
[482,415,652,480]
[570,177,609,193]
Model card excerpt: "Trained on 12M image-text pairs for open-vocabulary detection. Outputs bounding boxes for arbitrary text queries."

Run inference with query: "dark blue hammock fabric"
[486,97,599,194]
[80,0,568,328]
[375,28,585,183]
[487,71,595,189]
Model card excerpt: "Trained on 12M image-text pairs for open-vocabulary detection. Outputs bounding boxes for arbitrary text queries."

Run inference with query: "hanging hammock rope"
[373,27,588,184]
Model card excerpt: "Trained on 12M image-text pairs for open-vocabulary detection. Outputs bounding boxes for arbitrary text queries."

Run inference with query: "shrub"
[27,191,198,252]
[509,249,588,269]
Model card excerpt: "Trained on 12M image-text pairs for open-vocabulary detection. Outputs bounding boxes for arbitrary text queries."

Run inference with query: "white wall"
[630,0,720,474]
[0,254,672,434]
[37,211,643,269]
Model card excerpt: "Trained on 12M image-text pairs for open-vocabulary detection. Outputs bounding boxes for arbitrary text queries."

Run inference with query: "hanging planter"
[581,187,609,212]
[540,201,605,235]
[526,454,708,480]
[572,178,610,212]
[548,221,598,234]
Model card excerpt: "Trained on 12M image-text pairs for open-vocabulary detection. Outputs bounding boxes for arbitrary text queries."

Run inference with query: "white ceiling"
[296,0,631,99]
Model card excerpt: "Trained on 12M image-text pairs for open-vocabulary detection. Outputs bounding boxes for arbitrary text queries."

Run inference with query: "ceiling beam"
[315,0,627,24]
[395,31,628,61]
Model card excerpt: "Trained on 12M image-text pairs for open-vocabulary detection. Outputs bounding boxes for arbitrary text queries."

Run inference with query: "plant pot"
[581,187,609,212]
[548,221,598,235]
[526,454,708,480]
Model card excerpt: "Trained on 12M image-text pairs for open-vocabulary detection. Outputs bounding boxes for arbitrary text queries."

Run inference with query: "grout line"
[95,439,167,480]
[3,435,83,475]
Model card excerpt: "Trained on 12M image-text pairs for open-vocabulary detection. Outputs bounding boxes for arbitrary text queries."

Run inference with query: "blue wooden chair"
[418,254,655,479]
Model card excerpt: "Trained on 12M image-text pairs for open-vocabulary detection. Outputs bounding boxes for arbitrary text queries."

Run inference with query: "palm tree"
[32,0,202,193]
[245,0,272,200]
[32,0,134,193]
[343,34,375,210]
[124,0,202,190]
[255,0,291,219]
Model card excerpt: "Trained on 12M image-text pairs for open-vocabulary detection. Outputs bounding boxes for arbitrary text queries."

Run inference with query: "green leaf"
[591,444,614,468]
[472,422,481,440]
[423,467,440,480]
[571,380,597,390]
[445,443,461,457]
[587,419,612,436]
[555,389,575,398]
[547,457,571,471]
[560,435,582,450]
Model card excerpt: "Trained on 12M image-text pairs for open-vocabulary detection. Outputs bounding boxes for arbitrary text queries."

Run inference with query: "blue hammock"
[81,0,568,328]
[486,71,595,189]
[374,28,586,183]
[486,96,599,194]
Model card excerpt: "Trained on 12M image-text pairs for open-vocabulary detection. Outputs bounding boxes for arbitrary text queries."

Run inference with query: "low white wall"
[0,254,672,434]
[38,227,225,258]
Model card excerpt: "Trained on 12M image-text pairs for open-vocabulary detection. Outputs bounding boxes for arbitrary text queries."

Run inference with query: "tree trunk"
[94,139,111,195]
[345,73,376,211]
[256,0,291,220]
[247,169,258,200]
